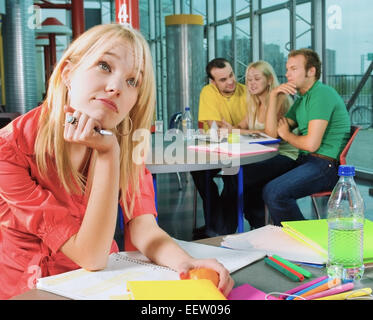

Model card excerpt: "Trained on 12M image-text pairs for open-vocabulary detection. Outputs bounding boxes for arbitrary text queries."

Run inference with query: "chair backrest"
[169,112,182,130]
[339,125,360,165]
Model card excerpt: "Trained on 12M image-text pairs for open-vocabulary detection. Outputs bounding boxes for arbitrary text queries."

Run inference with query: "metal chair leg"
[193,186,197,230]
[311,196,322,220]
[264,205,273,225]
[176,172,182,190]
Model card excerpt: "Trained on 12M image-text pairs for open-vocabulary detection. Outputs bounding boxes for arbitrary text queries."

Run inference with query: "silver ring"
[66,115,78,125]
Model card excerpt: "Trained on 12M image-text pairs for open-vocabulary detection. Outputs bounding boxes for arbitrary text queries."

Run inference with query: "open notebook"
[188,142,277,156]
[36,239,265,300]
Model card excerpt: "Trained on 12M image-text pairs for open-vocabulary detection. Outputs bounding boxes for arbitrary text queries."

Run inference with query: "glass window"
[161,0,174,34]
[295,3,311,50]
[236,0,251,16]
[216,24,232,61]
[101,1,112,24]
[261,0,287,9]
[216,0,231,22]
[325,0,373,174]
[236,18,251,82]
[182,1,190,14]
[191,0,206,17]
[139,0,150,38]
[261,9,289,79]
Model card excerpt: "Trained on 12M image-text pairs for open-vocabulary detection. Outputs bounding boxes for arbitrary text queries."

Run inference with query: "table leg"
[237,166,244,233]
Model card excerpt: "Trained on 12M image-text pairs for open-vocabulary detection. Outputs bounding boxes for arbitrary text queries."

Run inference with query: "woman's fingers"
[177,258,234,297]
[63,109,117,154]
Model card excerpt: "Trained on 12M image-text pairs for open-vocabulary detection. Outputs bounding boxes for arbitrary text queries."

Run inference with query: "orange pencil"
[294,278,341,300]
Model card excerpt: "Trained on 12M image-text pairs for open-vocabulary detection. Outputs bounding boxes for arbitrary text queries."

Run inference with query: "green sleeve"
[307,88,335,121]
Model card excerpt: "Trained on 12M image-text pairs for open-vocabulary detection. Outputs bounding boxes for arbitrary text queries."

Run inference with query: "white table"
[144,134,279,232]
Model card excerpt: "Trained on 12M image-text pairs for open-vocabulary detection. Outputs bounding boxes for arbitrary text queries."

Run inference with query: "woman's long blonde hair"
[245,60,291,129]
[35,24,155,219]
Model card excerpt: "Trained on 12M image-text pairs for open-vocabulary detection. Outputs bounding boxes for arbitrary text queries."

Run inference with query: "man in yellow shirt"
[192,58,247,239]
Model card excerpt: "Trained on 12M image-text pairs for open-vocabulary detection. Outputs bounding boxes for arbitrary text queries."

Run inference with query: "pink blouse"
[0,106,157,299]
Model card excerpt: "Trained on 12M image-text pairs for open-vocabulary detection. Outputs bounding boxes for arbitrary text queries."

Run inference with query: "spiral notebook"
[36,252,179,300]
[36,240,264,300]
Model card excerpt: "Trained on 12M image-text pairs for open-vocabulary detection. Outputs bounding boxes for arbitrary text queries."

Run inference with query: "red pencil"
[268,256,305,281]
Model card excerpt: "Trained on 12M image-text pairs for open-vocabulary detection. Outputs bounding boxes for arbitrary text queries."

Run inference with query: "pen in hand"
[94,127,113,136]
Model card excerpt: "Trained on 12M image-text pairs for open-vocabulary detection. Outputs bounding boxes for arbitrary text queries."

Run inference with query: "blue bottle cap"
[338,165,355,176]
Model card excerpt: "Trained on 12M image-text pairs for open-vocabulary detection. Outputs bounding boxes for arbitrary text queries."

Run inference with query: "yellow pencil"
[315,288,372,300]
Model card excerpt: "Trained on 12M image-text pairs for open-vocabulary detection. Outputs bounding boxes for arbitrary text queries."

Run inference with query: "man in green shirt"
[260,48,350,225]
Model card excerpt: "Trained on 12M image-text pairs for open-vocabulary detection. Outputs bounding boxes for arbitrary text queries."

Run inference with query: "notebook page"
[36,252,179,300]
[175,239,265,273]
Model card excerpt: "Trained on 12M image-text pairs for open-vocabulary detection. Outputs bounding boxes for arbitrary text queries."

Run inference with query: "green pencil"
[272,254,312,278]
[264,257,301,282]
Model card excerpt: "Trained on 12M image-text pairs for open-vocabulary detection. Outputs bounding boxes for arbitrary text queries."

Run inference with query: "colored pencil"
[268,256,304,281]
[286,277,329,300]
[272,254,312,278]
[264,257,301,282]
[305,282,354,300]
[315,287,372,300]
[294,278,341,300]
[280,276,328,300]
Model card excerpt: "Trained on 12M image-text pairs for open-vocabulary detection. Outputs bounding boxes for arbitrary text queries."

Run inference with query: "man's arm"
[266,83,298,137]
[278,117,328,152]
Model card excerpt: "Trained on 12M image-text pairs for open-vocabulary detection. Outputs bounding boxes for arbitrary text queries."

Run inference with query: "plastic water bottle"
[327,165,365,281]
[182,107,194,140]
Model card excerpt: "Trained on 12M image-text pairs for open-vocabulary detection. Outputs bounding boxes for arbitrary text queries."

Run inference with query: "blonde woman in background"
[0,24,233,299]
[223,61,299,229]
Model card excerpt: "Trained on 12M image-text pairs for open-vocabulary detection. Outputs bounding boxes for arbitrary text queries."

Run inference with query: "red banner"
[115,0,139,29]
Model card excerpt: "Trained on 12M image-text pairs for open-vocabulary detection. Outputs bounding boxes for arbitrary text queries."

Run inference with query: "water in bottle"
[327,165,365,281]
[182,107,194,140]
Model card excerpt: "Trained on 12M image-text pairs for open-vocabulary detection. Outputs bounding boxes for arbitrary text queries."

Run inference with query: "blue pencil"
[286,278,330,300]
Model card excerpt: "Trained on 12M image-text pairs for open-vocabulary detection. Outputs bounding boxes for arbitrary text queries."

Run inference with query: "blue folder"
[249,138,281,145]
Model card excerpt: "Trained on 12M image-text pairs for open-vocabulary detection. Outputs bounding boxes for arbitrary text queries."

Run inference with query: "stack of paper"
[221,225,326,264]
[281,219,373,263]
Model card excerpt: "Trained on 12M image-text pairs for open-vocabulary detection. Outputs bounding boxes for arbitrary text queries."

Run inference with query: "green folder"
[281,219,373,264]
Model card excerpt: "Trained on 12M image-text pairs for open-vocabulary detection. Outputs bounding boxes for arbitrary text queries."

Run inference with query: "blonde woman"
[236,61,299,229]
[222,60,290,135]
[0,24,233,299]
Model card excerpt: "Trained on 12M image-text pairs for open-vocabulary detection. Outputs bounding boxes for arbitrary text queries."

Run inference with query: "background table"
[145,137,279,232]
[146,136,278,174]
